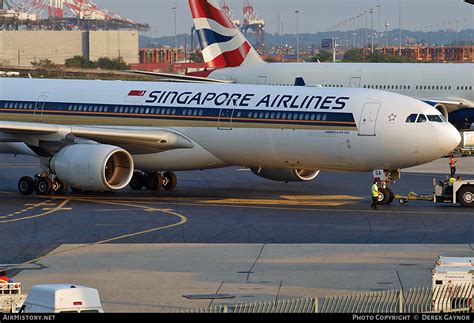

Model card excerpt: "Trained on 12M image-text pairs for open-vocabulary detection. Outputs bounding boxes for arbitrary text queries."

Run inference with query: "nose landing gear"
[373,169,399,205]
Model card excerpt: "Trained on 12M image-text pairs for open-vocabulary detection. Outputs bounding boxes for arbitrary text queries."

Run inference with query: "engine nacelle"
[50,144,134,191]
[433,103,449,122]
[251,168,320,182]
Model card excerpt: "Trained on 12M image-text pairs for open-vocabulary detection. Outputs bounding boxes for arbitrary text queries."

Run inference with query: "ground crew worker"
[370,180,379,210]
[449,155,457,177]
[0,271,12,284]
[446,176,456,196]
[448,176,456,187]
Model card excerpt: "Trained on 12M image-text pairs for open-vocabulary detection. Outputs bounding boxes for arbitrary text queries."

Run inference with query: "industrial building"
[0,30,139,66]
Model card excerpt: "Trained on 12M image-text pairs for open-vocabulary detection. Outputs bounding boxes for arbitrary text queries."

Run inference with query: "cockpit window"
[416,114,427,123]
[405,114,418,123]
[427,115,444,123]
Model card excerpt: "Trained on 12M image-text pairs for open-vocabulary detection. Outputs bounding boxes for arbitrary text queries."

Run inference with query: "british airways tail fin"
[189,0,265,68]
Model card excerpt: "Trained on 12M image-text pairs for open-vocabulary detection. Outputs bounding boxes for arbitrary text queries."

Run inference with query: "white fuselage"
[208,63,474,123]
[0,78,461,173]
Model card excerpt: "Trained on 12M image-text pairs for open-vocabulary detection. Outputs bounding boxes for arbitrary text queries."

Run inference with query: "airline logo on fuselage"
[128,90,147,97]
[144,90,350,110]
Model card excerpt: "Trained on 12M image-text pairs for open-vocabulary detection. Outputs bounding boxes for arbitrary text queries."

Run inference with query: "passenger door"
[349,77,361,88]
[257,76,267,85]
[34,95,47,122]
[358,103,381,136]
[217,107,234,130]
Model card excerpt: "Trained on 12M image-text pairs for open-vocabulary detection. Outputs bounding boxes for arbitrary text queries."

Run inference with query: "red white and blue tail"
[189,0,265,68]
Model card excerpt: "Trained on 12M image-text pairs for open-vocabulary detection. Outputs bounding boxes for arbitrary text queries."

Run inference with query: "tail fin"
[189,0,265,68]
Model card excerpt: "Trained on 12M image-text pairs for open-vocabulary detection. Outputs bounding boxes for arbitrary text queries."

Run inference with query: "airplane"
[0,77,461,205]
[178,0,474,130]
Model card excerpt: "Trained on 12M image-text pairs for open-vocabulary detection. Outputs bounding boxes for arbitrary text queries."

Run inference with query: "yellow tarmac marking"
[19,198,188,267]
[0,200,53,219]
[0,199,70,223]
[164,195,364,207]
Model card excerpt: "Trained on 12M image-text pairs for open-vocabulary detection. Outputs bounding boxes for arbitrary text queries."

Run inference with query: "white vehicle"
[432,266,473,312]
[0,283,26,313]
[436,257,474,267]
[458,130,474,156]
[177,0,474,130]
[0,78,461,204]
[19,285,103,313]
[434,178,474,207]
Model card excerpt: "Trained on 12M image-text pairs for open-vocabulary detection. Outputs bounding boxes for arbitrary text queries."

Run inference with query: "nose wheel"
[129,171,178,192]
[377,187,395,205]
[373,169,399,205]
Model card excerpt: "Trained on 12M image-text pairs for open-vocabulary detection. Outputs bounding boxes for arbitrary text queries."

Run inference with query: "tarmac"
[0,155,472,312]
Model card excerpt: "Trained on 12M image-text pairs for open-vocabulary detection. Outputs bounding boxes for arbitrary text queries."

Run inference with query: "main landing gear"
[129,171,178,192]
[18,173,68,196]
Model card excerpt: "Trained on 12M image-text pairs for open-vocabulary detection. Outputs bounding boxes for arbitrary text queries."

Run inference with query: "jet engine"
[50,144,134,191]
[433,103,449,121]
[250,168,320,182]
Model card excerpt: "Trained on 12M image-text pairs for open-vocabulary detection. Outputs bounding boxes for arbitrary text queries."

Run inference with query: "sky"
[93,0,473,37]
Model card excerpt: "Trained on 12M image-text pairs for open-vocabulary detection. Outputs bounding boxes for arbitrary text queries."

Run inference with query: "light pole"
[370,8,374,53]
[398,0,402,56]
[172,6,178,62]
[295,10,299,62]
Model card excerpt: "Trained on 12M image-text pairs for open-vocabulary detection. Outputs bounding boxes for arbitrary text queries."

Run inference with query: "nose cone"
[438,124,462,155]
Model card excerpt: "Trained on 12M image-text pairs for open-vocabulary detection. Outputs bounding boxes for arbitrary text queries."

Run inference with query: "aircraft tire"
[377,188,392,205]
[53,180,69,195]
[35,177,53,196]
[18,176,35,196]
[144,172,162,191]
[129,171,145,190]
[162,172,177,191]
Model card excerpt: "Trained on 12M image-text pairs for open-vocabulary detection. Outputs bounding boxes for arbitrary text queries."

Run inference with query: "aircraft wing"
[0,121,194,154]
[423,98,473,113]
[128,70,235,84]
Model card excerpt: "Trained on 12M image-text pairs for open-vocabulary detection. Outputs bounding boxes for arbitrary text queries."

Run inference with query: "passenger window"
[416,114,427,123]
[405,114,418,123]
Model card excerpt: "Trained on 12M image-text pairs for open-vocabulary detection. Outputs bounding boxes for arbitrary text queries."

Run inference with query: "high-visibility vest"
[371,184,379,197]
[448,177,456,187]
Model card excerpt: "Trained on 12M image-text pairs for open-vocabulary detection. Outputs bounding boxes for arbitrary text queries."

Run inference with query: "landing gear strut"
[18,173,69,196]
[129,171,178,192]
[373,169,400,205]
